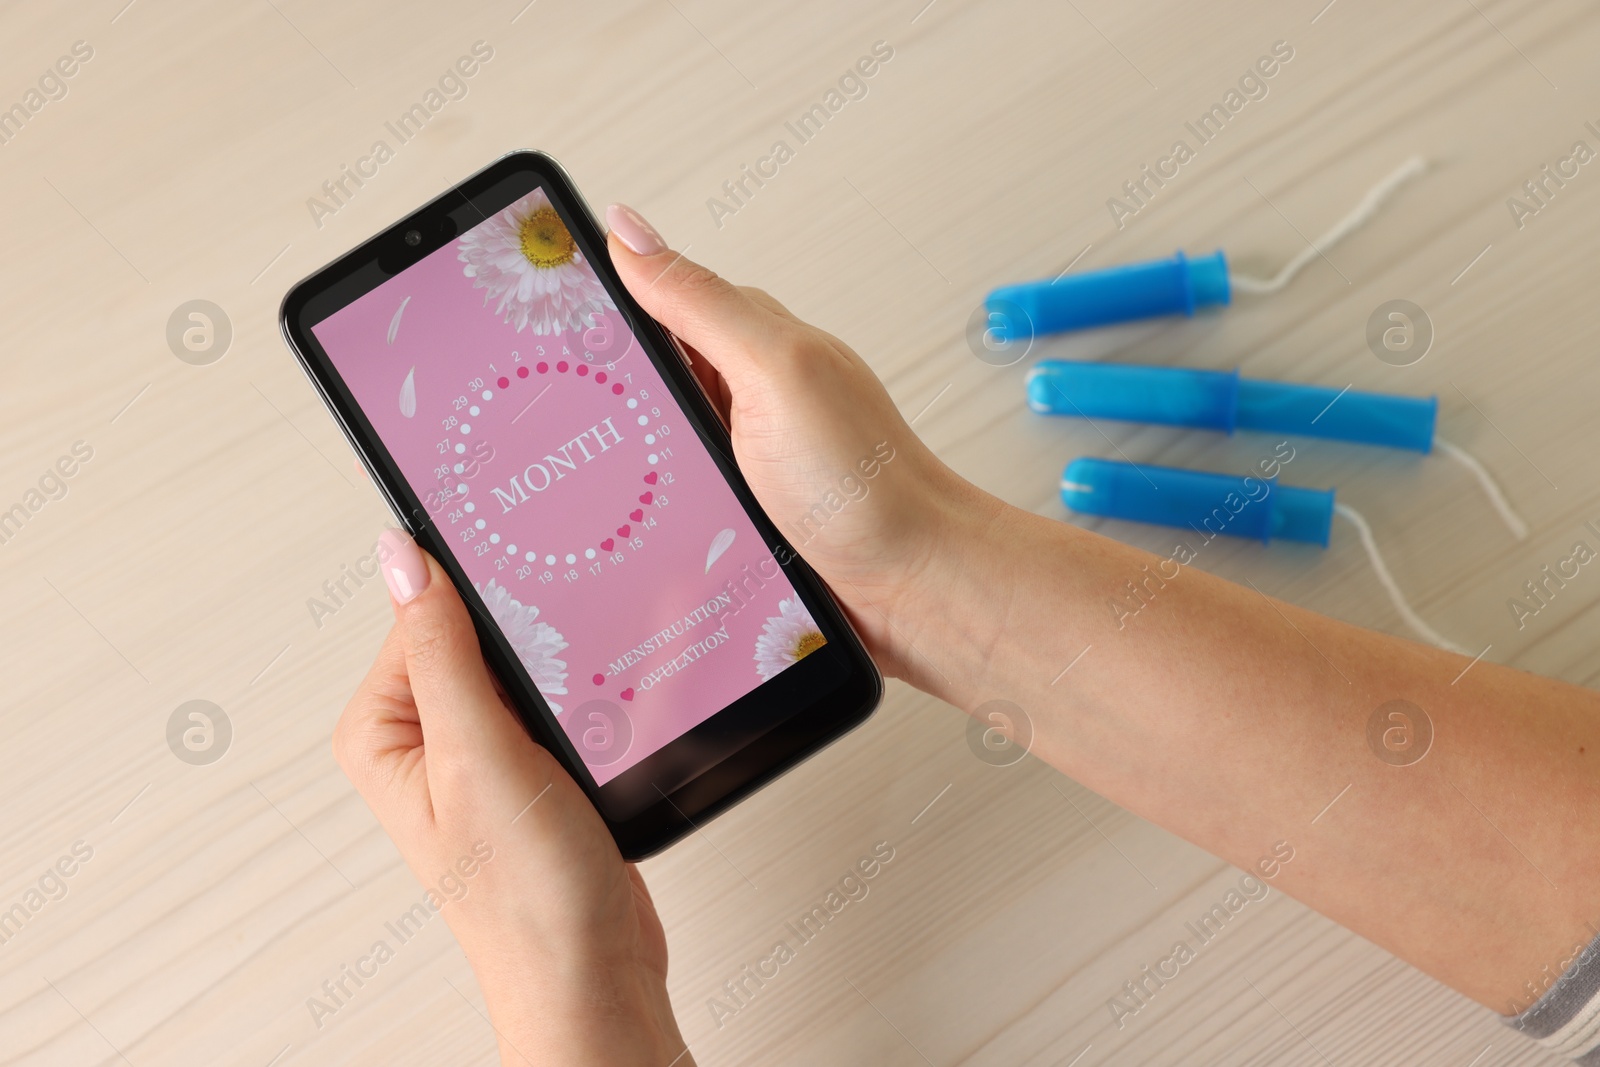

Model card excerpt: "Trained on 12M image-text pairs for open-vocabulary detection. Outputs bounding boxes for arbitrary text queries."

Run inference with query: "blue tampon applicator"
[1059,455,1472,654]
[1027,359,1437,453]
[989,251,1232,336]
[1060,457,1334,546]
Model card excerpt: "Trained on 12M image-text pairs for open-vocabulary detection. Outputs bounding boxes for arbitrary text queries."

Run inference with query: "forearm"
[885,476,1600,1011]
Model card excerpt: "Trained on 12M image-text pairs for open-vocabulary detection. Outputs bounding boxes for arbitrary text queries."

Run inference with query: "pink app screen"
[312,189,824,784]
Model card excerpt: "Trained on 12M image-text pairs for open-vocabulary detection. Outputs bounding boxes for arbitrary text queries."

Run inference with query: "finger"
[605,204,796,393]
[333,626,431,826]
[376,529,539,775]
[676,338,733,425]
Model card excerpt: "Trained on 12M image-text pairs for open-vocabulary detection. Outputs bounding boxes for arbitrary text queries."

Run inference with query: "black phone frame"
[279,150,881,860]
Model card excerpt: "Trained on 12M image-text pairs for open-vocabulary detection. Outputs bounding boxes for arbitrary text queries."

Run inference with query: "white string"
[1435,437,1529,541]
[1231,157,1429,295]
[1334,502,1471,655]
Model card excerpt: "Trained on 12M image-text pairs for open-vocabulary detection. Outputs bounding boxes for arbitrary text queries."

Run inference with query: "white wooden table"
[1,0,1595,1063]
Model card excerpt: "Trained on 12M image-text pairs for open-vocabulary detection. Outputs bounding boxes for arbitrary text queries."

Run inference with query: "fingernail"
[378,528,428,604]
[606,203,666,255]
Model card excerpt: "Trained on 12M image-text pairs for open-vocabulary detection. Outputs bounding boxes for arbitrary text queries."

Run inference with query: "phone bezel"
[278,150,882,859]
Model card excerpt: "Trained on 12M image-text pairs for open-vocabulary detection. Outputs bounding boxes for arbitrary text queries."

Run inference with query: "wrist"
[873,470,1032,707]
[478,955,690,1066]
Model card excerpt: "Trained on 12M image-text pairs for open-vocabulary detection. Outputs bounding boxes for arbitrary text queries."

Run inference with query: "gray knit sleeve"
[1505,932,1600,1063]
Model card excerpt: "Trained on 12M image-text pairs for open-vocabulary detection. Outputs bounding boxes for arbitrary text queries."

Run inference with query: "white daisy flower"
[754,597,826,681]
[477,579,569,713]
[457,188,615,336]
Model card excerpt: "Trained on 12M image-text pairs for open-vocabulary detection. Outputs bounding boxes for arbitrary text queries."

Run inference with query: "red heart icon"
[620,688,634,701]
[629,509,643,522]
[644,471,658,485]
[639,491,653,505]
[616,525,630,538]
[600,538,614,552]
[592,673,604,686]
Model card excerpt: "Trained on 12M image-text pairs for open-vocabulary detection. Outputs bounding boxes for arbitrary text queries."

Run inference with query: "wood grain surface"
[1,0,1595,1063]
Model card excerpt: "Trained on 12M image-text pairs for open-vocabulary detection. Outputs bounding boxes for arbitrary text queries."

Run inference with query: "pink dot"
[556,361,569,373]
[576,365,588,377]
[497,376,509,389]
[595,371,607,384]
[536,361,548,373]
[592,673,605,686]
[612,383,624,395]
[517,366,530,378]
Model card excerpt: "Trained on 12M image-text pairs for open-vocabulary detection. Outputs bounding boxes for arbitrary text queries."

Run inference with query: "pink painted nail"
[606,203,666,255]
[377,528,428,604]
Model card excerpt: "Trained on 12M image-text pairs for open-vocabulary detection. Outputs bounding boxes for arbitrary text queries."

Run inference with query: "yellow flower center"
[794,631,826,660]
[518,205,577,269]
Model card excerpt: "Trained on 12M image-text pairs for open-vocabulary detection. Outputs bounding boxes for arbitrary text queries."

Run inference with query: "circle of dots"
[482,362,653,569]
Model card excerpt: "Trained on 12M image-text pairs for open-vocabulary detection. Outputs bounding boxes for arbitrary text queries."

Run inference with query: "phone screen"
[309,188,825,785]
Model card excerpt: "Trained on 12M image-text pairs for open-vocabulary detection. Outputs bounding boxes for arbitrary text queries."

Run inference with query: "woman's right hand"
[604,208,1600,1028]
[604,205,1000,678]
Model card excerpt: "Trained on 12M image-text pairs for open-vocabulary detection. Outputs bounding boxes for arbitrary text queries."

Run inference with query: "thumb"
[604,203,792,393]
[376,528,538,773]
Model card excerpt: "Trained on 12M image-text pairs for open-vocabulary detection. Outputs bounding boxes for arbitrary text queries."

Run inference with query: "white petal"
[386,295,411,345]
[706,528,735,573]
[398,366,417,418]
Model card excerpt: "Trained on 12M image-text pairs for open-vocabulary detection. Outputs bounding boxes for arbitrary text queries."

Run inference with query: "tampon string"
[986,156,1430,337]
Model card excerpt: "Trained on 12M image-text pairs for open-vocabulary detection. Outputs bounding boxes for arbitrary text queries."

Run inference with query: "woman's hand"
[335,530,692,1066]
[607,208,1600,1018]
[606,204,1003,680]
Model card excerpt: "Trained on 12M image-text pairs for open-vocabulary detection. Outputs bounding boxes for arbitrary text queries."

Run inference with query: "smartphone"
[279,151,881,859]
